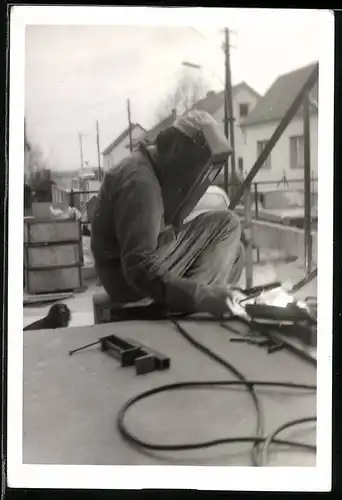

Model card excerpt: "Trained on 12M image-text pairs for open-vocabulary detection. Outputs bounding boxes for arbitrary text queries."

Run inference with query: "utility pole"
[303,91,312,274]
[78,132,84,174]
[127,99,133,152]
[223,29,229,195]
[96,120,102,181]
[224,27,237,195]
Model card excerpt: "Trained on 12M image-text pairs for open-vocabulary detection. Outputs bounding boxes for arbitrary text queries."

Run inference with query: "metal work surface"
[23,319,316,466]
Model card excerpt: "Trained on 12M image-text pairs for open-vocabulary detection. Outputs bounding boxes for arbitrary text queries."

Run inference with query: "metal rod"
[254,183,260,262]
[254,183,259,219]
[291,268,317,294]
[244,177,318,186]
[244,184,253,289]
[69,339,101,356]
[229,63,318,210]
[303,91,312,274]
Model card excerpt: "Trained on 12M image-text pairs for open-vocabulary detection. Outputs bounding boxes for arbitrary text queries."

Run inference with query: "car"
[235,189,318,230]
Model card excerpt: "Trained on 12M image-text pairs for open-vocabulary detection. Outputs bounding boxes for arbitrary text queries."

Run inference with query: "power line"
[187,27,238,87]
[28,69,182,127]
[27,27,238,128]
[190,26,238,51]
[190,27,224,52]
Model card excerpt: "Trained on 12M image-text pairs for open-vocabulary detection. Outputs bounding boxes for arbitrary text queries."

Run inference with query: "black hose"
[116,318,317,466]
[168,317,264,466]
[261,416,317,466]
[116,381,316,457]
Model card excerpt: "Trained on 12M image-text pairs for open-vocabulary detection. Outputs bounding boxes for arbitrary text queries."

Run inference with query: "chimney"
[171,108,177,118]
[206,91,216,97]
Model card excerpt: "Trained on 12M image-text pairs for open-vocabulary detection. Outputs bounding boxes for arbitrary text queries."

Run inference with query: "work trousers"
[97,210,245,304]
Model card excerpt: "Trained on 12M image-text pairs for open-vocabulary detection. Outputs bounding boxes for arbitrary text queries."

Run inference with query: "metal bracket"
[69,334,171,376]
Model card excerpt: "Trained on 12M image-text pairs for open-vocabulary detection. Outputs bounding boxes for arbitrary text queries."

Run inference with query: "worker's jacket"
[91,150,200,312]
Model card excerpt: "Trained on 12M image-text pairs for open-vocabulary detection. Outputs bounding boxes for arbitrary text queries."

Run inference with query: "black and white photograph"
[7,6,333,492]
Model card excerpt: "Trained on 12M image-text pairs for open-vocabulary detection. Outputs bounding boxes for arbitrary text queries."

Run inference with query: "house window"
[257,140,271,170]
[290,136,305,169]
[239,103,249,118]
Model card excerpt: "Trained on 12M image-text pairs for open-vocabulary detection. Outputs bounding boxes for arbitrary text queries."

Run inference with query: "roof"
[189,82,261,116]
[135,82,260,146]
[240,62,319,127]
[102,123,146,155]
[137,110,178,145]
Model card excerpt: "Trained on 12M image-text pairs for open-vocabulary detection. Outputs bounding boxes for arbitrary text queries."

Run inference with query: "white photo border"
[7,6,334,492]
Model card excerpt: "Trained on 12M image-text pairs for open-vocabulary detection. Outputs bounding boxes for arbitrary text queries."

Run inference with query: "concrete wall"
[248,218,317,264]
[240,114,318,188]
[103,125,145,170]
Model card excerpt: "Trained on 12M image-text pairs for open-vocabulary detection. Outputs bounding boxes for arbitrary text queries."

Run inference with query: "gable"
[240,62,318,127]
[190,82,261,117]
[102,123,146,155]
[143,112,177,144]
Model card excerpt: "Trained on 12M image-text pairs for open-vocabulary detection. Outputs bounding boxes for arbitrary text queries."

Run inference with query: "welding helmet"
[154,110,232,228]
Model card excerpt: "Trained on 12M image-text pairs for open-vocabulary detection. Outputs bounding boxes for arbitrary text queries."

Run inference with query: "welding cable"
[116,380,316,462]
[116,317,317,466]
[170,317,316,466]
[260,416,317,466]
[168,316,263,466]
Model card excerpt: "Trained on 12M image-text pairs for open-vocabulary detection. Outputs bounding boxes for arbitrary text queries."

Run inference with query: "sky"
[23,8,325,172]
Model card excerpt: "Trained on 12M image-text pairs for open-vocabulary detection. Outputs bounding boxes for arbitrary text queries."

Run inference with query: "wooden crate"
[24,219,81,245]
[25,243,81,268]
[25,266,83,294]
[24,219,83,294]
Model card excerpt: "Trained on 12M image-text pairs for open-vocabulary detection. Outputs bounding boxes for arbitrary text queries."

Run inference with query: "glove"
[193,284,235,319]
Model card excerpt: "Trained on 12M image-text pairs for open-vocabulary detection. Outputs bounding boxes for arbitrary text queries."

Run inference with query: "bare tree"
[155,73,211,121]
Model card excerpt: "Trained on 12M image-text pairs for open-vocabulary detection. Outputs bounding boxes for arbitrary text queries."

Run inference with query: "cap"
[173,110,220,138]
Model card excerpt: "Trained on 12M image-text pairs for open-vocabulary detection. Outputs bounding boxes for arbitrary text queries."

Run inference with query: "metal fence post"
[253,182,260,262]
[69,189,74,207]
[303,91,312,274]
[244,183,253,289]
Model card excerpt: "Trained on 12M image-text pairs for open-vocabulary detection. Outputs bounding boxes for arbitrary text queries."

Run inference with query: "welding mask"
[152,110,232,228]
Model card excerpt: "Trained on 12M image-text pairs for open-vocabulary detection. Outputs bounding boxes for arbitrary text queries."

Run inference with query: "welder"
[91,110,245,318]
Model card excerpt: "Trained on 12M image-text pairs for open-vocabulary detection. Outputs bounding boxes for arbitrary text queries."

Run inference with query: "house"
[99,82,259,180]
[102,123,146,170]
[130,82,259,172]
[137,109,178,145]
[239,62,318,189]
[190,82,261,179]
[70,177,102,208]
[75,178,102,193]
